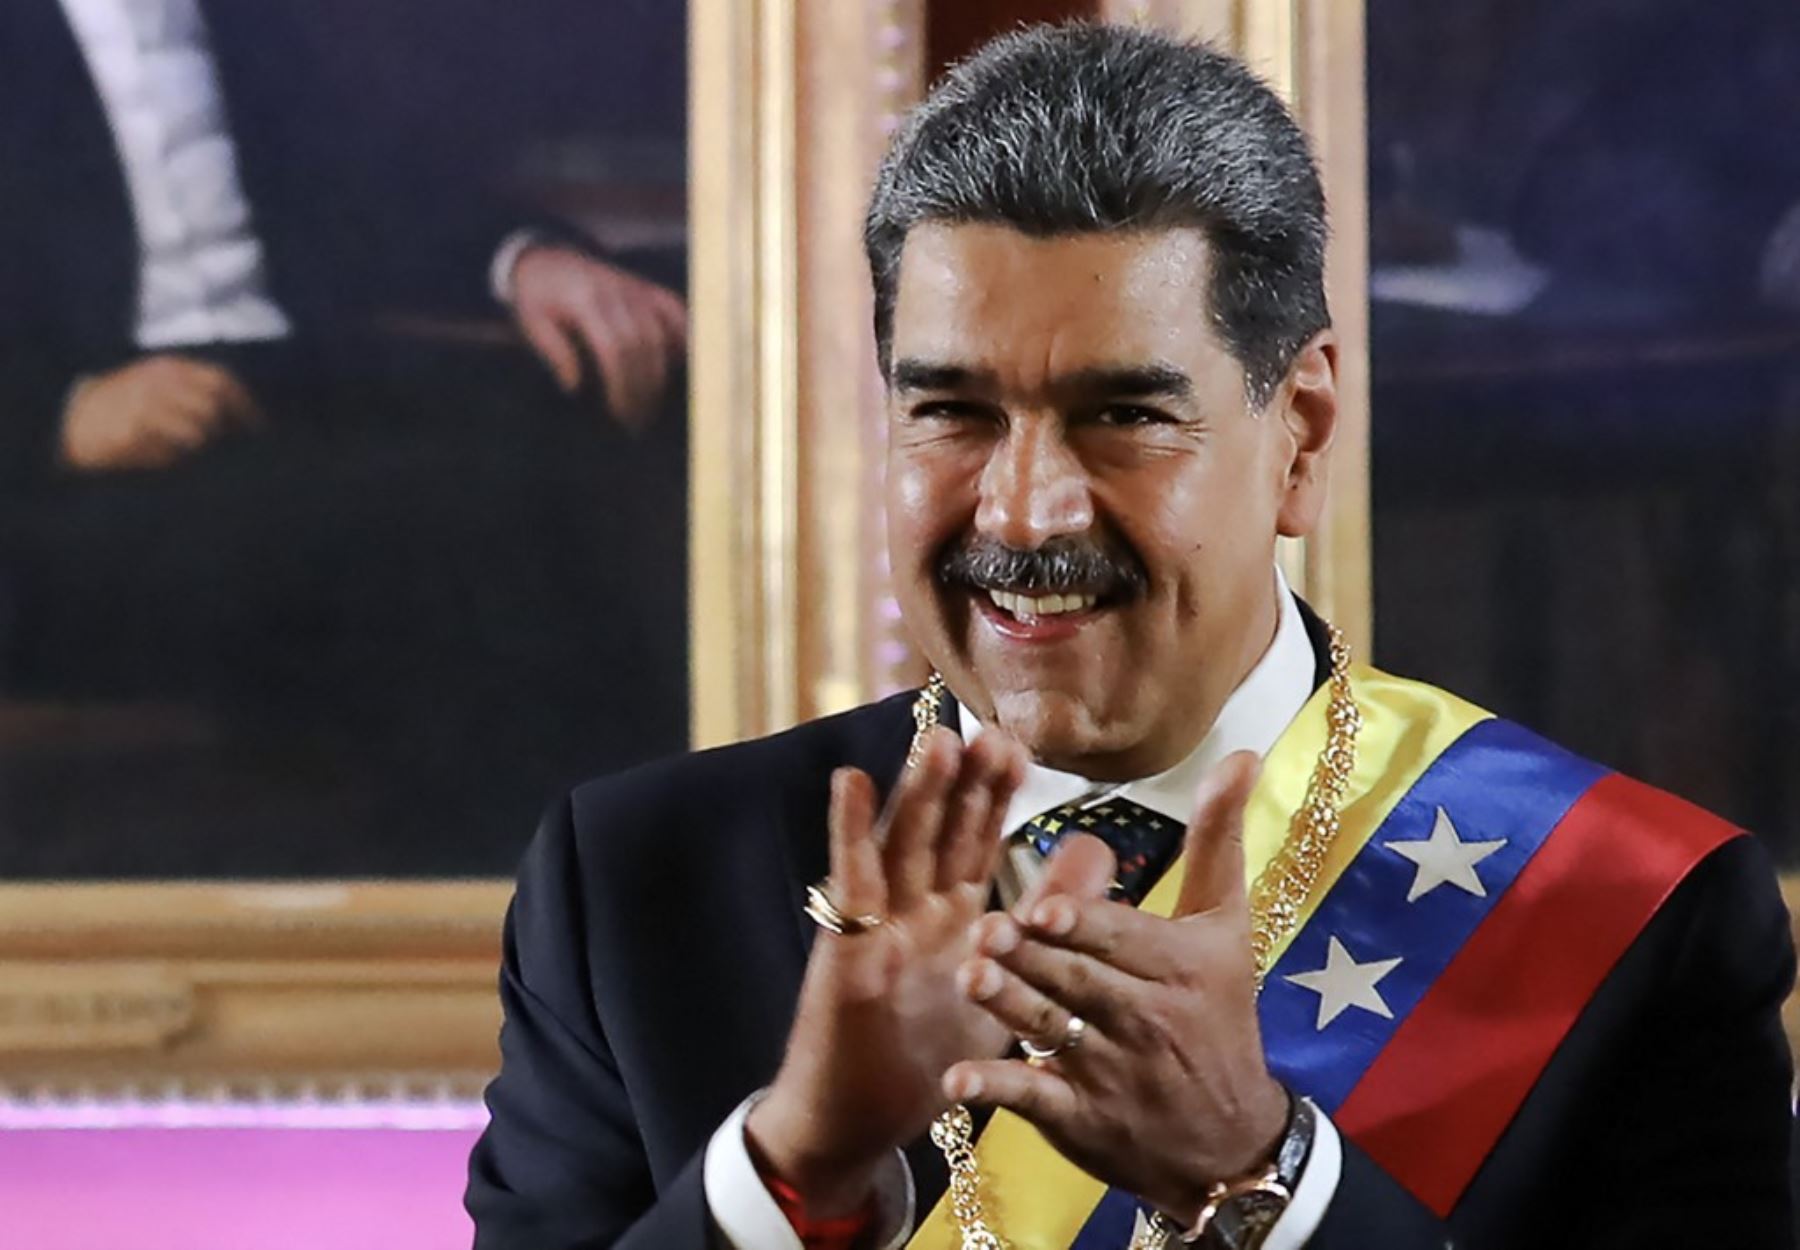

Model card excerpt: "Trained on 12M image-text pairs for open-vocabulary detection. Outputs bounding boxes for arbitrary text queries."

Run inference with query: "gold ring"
[804,882,885,936]
[1020,1014,1086,1065]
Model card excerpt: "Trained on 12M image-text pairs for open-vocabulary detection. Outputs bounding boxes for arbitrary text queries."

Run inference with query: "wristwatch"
[1142,1091,1317,1249]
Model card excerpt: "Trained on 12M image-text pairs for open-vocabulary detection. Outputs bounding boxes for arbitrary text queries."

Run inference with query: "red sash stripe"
[1334,772,1741,1215]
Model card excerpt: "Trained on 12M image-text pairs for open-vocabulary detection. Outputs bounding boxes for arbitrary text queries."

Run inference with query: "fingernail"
[1031,900,1075,935]
[957,960,1002,1001]
[981,918,1019,955]
[955,1071,982,1100]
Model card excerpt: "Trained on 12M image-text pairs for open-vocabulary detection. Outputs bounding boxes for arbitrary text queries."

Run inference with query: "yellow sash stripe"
[907,667,1490,1250]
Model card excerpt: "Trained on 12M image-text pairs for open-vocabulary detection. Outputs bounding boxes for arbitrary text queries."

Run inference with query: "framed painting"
[0,0,697,1101]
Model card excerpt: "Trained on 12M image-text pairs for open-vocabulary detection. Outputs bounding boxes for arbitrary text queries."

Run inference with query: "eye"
[1092,404,1172,428]
[908,399,999,423]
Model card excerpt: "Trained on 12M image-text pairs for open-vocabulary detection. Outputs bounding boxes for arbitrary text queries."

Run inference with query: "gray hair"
[865,22,1330,407]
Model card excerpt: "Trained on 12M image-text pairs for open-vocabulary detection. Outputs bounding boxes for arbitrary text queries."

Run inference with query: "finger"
[574,305,655,427]
[942,1058,1081,1127]
[1017,892,1191,982]
[195,365,263,428]
[950,735,1028,889]
[958,945,1122,1050]
[932,733,1021,891]
[1173,751,1261,920]
[879,727,960,912]
[520,310,584,392]
[157,371,232,432]
[654,289,690,349]
[826,767,886,920]
[126,426,187,469]
[929,749,995,896]
[619,307,672,419]
[144,397,218,447]
[144,394,212,438]
[1015,832,1116,920]
[974,923,1153,1027]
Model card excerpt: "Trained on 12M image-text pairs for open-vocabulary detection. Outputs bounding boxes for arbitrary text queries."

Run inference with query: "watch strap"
[1142,1089,1318,1249]
[1205,1097,1316,1249]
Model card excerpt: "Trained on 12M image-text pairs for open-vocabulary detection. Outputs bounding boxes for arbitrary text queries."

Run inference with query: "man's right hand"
[744,730,1027,1216]
[60,355,261,473]
[744,729,1117,1217]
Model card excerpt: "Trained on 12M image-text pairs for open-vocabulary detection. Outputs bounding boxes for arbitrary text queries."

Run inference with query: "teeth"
[986,589,1098,618]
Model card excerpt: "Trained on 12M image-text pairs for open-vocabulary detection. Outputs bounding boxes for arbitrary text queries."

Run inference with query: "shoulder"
[1647,826,1794,1011]
[1367,668,1790,988]
[560,691,919,866]
[1494,714,1795,1012]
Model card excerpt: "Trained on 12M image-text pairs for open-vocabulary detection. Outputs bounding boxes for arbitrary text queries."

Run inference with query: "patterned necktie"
[1021,797,1184,906]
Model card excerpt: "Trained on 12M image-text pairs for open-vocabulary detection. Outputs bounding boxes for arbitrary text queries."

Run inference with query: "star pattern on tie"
[1023,798,1181,905]
[1383,806,1508,903]
[1284,936,1403,1030]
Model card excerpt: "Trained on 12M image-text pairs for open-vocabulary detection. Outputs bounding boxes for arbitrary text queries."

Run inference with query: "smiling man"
[467,24,1795,1250]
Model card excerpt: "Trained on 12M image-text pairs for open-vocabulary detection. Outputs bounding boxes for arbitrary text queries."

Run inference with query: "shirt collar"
[958,568,1315,834]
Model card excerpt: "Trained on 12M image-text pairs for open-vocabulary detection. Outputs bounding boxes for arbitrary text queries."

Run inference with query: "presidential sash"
[908,666,1742,1248]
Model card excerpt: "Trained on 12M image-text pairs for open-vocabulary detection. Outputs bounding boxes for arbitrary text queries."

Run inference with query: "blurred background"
[0,0,689,880]
[1369,0,1800,870]
[4,0,1797,1247]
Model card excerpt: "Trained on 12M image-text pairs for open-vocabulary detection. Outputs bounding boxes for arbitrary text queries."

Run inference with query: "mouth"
[971,586,1109,643]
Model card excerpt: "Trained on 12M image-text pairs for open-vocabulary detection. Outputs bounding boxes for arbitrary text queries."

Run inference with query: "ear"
[1272,330,1339,539]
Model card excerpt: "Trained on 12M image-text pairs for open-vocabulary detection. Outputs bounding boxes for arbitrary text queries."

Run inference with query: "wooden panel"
[795,0,928,718]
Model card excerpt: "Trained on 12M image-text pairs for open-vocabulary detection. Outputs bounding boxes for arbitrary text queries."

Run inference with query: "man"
[467,24,1794,1248]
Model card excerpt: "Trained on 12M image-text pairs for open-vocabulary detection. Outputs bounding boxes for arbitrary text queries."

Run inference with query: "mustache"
[936,535,1149,600]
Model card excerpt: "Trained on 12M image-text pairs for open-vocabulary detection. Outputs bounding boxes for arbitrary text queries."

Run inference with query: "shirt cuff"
[1261,1102,1342,1250]
[702,1092,916,1250]
[489,229,549,306]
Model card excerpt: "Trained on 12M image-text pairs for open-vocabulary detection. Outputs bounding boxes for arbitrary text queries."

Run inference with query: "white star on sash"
[1384,806,1508,903]
[1284,936,1403,1030]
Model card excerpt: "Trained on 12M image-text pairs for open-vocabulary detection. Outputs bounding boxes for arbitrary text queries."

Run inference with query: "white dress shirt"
[707,570,1343,1248]
[59,0,293,348]
[57,0,537,351]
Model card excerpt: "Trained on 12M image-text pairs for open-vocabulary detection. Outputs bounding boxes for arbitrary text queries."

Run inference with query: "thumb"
[520,310,583,392]
[1172,751,1261,920]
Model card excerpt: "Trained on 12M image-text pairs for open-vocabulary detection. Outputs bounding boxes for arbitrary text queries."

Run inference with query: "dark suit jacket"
[0,0,528,490]
[467,654,1795,1247]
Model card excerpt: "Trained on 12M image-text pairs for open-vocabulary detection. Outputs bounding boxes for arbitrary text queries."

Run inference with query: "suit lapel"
[766,693,952,1208]
[774,694,919,961]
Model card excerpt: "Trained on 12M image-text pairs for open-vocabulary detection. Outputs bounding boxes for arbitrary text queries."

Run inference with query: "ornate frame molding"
[0,882,510,1100]
[691,0,929,747]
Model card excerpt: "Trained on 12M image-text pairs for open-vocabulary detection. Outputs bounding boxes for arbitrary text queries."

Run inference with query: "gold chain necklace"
[910,625,1360,1250]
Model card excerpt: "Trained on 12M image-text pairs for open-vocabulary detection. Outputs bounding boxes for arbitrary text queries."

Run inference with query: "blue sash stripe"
[1258,718,1608,1112]
[1068,1188,1142,1250]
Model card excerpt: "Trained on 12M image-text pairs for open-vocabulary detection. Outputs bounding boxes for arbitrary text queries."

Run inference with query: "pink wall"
[1,1127,483,1250]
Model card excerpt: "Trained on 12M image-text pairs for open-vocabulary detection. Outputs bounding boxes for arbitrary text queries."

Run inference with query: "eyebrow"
[890,358,1194,402]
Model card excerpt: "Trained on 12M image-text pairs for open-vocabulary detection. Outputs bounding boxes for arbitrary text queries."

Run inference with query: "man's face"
[885,223,1333,778]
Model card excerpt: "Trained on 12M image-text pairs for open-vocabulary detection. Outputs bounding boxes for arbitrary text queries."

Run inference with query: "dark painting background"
[0,0,688,876]
[1368,0,1800,864]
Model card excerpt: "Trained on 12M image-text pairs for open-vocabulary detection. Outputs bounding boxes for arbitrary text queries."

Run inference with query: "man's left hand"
[944,751,1290,1226]
[510,245,688,430]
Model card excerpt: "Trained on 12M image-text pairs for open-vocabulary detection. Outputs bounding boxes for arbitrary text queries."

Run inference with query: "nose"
[973,418,1095,549]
